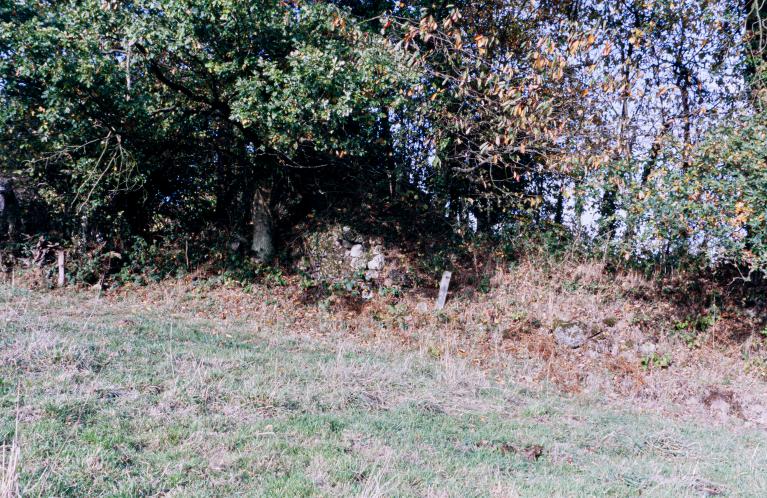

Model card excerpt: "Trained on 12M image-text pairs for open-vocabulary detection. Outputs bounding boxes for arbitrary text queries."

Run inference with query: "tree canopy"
[1,0,766,278]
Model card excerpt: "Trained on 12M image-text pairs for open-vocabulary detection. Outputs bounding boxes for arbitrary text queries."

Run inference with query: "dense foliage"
[1,0,411,259]
[1,0,766,279]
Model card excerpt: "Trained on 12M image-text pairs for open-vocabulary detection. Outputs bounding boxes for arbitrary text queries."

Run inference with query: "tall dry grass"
[0,418,19,498]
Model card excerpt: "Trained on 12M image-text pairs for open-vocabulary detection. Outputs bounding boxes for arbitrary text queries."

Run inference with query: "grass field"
[1,286,766,497]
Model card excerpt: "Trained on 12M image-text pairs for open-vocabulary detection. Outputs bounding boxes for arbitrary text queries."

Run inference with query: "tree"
[386,1,594,234]
[1,0,409,259]
[3,0,766,279]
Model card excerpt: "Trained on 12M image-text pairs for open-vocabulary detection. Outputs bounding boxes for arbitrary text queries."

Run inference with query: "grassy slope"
[1,287,765,497]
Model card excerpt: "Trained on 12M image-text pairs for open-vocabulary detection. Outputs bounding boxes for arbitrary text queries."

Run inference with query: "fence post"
[435,271,452,310]
[56,250,66,287]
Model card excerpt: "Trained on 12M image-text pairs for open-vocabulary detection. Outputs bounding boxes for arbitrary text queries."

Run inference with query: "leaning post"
[435,271,452,310]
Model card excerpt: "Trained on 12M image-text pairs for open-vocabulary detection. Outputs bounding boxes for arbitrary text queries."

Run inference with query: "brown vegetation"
[13,242,763,428]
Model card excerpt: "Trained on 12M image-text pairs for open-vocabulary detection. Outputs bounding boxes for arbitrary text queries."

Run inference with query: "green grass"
[1,288,765,496]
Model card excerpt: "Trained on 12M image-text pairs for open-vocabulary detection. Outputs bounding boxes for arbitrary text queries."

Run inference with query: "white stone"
[350,244,364,258]
[364,270,380,280]
[367,254,385,270]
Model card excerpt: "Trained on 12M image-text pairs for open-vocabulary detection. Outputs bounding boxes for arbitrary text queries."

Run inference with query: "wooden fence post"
[56,250,66,288]
[435,271,452,310]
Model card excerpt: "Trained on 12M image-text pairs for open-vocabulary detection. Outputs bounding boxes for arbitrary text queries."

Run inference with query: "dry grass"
[0,418,19,498]
[1,283,767,495]
[91,252,767,428]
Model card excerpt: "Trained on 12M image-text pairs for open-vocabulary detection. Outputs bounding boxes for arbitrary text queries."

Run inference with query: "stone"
[638,342,657,356]
[340,226,363,246]
[349,243,367,270]
[367,254,385,271]
[364,269,379,281]
[350,244,364,258]
[553,322,588,348]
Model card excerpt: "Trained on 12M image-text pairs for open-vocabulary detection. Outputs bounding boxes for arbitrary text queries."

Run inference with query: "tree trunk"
[599,184,617,240]
[554,178,564,226]
[746,0,767,86]
[251,188,274,263]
